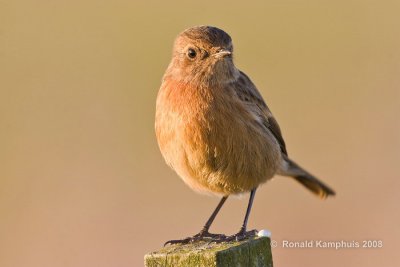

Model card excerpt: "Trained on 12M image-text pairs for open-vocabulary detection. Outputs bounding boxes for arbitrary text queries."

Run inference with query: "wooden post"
[144,236,273,267]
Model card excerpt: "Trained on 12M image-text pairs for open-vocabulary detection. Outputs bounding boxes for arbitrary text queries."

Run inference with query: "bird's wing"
[234,71,288,156]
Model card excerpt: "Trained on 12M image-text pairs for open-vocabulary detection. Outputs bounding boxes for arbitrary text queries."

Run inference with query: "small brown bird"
[155,26,335,244]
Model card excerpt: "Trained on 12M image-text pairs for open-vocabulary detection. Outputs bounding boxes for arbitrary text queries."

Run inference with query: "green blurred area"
[1,1,399,266]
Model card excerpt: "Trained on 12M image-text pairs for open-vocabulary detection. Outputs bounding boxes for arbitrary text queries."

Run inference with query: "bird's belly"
[157,114,281,195]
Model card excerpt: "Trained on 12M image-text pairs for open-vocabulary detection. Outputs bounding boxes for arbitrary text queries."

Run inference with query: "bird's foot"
[214,228,258,243]
[164,230,227,246]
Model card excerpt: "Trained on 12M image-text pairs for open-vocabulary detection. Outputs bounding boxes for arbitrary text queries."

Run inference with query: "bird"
[155,25,335,245]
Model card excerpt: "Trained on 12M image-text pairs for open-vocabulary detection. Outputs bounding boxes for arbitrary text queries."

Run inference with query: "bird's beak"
[214,49,232,58]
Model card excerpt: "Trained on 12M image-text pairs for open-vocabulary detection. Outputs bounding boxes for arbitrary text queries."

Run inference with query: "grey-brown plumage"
[155,26,335,244]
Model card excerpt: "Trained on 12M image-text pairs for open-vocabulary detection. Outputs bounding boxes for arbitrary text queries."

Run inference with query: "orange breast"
[155,79,281,195]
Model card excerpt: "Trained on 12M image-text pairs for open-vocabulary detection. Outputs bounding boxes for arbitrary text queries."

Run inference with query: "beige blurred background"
[1,0,399,266]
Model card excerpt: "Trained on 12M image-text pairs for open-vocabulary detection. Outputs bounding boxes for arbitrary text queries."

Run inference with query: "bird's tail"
[280,157,335,199]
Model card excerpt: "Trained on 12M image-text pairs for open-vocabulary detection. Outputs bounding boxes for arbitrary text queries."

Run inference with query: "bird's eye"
[187,48,197,59]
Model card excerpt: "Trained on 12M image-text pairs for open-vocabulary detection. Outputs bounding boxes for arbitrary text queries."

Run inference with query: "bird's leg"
[218,188,258,242]
[195,195,228,238]
[164,196,228,246]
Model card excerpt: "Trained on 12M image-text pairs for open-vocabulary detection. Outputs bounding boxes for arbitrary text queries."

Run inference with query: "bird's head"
[165,26,239,86]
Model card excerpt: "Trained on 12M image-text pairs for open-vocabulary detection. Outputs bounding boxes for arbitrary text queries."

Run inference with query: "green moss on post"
[144,237,273,267]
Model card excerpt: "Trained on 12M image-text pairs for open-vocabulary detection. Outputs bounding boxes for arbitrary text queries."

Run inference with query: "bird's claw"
[164,229,258,246]
[164,231,227,246]
[213,229,258,243]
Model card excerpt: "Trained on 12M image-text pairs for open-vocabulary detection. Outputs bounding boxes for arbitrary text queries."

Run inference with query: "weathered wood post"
[144,236,273,267]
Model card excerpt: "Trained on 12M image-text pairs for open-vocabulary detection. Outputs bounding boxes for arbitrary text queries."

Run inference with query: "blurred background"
[1,0,399,266]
